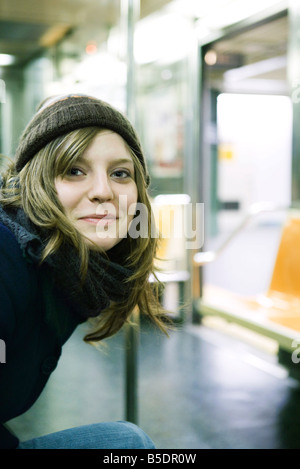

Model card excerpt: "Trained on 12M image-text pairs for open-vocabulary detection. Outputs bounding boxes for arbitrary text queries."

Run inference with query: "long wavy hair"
[0,127,169,342]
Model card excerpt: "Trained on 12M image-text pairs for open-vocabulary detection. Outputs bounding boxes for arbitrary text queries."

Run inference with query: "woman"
[0,94,168,449]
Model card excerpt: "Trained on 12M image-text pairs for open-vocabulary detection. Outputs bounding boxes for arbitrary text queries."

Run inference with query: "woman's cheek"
[55,181,78,212]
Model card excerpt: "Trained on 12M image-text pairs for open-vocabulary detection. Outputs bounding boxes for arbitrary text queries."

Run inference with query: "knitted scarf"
[0,205,133,320]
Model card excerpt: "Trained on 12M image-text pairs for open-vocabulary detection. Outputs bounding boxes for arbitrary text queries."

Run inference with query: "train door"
[200,12,292,295]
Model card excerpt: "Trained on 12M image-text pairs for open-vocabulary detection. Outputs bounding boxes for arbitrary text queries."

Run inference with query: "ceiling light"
[135,14,193,64]
[0,54,15,66]
[85,41,98,55]
[204,50,218,66]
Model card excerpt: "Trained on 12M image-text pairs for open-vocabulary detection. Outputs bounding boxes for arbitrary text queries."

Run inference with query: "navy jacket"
[0,222,83,449]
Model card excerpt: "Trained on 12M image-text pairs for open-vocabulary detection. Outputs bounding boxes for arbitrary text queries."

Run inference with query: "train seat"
[193,208,300,376]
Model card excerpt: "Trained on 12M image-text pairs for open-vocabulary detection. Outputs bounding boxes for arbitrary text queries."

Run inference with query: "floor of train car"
[7,318,300,449]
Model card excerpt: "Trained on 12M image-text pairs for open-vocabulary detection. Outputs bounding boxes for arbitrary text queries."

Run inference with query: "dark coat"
[0,222,83,449]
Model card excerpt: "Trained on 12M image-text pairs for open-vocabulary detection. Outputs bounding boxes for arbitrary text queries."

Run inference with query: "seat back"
[267,212,300,303]
[152,194,190,272]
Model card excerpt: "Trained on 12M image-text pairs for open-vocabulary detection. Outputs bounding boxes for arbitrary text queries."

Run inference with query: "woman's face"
[55,130,138,251]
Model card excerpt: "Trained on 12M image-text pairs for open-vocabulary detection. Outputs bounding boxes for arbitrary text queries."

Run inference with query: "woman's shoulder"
[0,222,36,302]
[0,220,17,240]
[0,220,39,290]
[0,221,37,334]
[0,221,26,263]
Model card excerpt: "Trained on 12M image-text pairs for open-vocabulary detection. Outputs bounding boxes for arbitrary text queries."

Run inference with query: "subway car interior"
[2,0,300,449]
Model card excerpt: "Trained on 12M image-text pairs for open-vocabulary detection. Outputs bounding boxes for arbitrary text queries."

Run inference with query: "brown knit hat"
[15,93,150,186]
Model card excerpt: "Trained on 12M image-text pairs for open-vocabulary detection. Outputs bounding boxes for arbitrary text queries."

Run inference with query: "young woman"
[0,94,168,449]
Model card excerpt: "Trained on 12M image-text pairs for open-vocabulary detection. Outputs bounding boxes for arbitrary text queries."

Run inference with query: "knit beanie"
[14,93,150,186]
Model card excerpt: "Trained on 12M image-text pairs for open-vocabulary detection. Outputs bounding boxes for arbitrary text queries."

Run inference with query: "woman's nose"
[88,173,114,202]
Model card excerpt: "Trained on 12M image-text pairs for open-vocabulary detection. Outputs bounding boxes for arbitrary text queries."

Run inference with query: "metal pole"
[124,0,139,124]
[122,0,140,425]
[288,0,300,203]
[124,310,140,424]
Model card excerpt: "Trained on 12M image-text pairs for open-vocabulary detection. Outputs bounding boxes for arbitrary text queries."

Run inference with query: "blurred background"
[3,0,300,449]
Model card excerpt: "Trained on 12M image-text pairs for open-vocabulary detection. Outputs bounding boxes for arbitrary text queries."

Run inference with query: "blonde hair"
[0,127,169,342]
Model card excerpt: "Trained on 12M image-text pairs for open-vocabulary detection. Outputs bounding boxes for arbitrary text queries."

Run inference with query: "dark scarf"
[0,205,133,320]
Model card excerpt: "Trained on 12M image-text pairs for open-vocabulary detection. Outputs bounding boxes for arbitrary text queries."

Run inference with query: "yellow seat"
[194,210,300,354]
[151,195,191,318]
[152,195,189,272]
[266,216,300,331]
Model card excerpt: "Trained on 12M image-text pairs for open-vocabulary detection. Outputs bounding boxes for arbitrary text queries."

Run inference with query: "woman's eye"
[68,167,85,176]
[112,169,131,179]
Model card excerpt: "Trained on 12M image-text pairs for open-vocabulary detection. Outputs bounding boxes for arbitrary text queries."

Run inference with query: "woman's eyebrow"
[110,157,134,166]
[75,155,87,164]
[76,156,134,167]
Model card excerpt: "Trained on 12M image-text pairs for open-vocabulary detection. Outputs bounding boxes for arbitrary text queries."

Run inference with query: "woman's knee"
[17,421,156,449]
[115,421,156,449]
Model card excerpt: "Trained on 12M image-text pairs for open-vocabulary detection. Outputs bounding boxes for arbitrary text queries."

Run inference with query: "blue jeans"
[17,421,156,449]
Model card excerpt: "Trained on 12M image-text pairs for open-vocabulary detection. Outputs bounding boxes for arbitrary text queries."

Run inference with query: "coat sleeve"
[0,224,19,343]
[0,423,19,449]
[0,223,32,343]
[0,223,32,449]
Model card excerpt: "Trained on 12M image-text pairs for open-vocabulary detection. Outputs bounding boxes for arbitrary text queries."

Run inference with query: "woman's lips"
[78,214,117,225]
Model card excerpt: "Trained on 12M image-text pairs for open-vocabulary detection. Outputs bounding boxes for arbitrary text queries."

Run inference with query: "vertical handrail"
[124,310,140,424]
[122,0,140,425]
